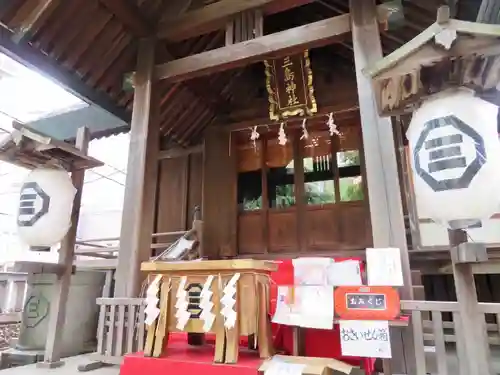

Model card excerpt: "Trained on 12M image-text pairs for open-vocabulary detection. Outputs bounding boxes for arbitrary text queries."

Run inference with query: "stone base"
[36,360,65,369]
[1,348,44,369]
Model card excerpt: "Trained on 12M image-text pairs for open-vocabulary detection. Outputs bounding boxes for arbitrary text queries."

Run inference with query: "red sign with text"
[334,286,400,321]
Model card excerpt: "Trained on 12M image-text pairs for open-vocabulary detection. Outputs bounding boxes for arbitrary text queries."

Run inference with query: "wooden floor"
[0,355,119,375]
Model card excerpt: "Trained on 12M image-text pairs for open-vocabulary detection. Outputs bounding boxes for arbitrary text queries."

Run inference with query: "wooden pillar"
[115,38,160,297]
[202,127,237,259]
[38,126,90,368]
[449,229,491,375]
[349,1,415,373]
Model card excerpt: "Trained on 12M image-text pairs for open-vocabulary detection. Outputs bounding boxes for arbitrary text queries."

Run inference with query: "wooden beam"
[11,0,61,43]
[158,144,203,160]
[0,26,130,124]
[223,103,359,131]
[38,127,90,368]
[157,0,314,42]
[153,7,388,82]
[98,0,152,36]
[115,38,160,297]
[350,0,415,373]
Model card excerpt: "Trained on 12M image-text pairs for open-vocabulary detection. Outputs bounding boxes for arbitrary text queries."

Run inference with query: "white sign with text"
[340,320,392,358]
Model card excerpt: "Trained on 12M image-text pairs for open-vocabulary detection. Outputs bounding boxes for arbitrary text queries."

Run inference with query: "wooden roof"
[0,0,483,146]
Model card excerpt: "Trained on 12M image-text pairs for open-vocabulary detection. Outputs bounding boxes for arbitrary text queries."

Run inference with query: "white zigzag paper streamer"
[144,275,162,326]
[199,275,215,332]
[221,273,240,329]
[175,276,190,330]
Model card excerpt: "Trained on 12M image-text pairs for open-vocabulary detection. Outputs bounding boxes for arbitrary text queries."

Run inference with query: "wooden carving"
[264,50,317,121]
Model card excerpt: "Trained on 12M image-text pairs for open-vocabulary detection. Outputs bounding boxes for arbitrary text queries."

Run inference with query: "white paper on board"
[264,359,306,375]
[339,320,392,359]
[272,285,334,329]
[272,286,293,325]
[326,260,362,286]
[292,257,333,285]
[292,286,334,329]
[366,247,404,286]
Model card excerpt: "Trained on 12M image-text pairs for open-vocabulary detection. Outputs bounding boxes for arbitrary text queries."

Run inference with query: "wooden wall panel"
[187,152,203,222]
[268,210,298,253]
[305,207,341,251]
[339,203,372,249]
[238,212,264,254]
[156,157,189,233]
[202,128,237,259]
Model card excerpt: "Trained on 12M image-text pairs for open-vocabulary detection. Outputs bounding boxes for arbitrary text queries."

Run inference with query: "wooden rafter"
[157,0,315,42]
[11,0,61,43]
[98,0,152,36]
[100,0,219,123]
[152,6,389,82]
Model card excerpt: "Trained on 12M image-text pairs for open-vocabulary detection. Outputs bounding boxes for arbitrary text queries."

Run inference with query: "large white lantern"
[407,88,500,227]
[17,168,76,247]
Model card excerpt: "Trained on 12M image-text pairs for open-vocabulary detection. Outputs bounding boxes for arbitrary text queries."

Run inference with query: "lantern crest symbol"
[413,115,486,192]
[17,182,50,227]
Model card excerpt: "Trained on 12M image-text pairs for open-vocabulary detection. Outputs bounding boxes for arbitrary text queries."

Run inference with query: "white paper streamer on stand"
[327,112,340,136]
[300,119,309,140]
[144,275,162,326]
[221,273,240,329]
[175,276,190,330]
[199,275,215,332]
[278,123,287,145]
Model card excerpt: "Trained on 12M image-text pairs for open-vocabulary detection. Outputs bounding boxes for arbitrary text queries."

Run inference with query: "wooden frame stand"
[141,260,277,364]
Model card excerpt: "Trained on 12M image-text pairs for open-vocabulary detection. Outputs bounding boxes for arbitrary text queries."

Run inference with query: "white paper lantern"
[407,88,500,226]
[17,168,76,247]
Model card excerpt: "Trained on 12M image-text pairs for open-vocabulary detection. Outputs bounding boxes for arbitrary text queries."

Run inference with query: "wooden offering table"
[141,260,277,364]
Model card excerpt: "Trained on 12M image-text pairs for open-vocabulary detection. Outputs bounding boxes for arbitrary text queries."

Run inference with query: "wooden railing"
[401,300,500,375]
[91,297,500,371]
[90,298,146,365]
[75,219,203,265]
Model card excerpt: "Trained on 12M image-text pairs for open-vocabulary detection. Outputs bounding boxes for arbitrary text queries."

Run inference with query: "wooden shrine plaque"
[264,50,317,121]
[334,286,400,320]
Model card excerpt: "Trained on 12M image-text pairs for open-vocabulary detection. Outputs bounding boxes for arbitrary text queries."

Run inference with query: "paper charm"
[250,126,260,150]
[144,275,162,326]
[221,273,240,329]
[199,275,215,332]
[278,123,287,145]
[327,112,340,136]
[300,118,309,140]
[175,276,190,330]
